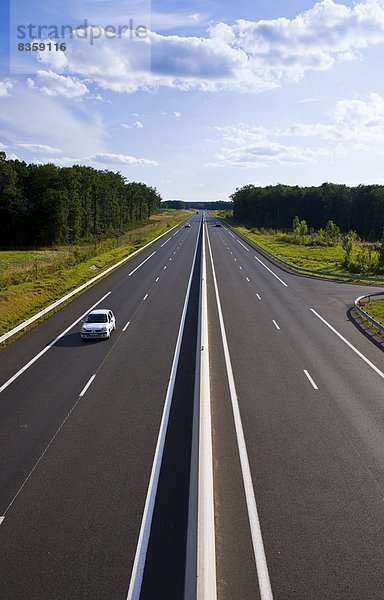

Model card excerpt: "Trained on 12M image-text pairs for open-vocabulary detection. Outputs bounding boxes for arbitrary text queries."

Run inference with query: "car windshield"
[86,313,107,323]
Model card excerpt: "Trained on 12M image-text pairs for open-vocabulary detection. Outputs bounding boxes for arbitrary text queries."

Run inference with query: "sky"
[1,0,384,201]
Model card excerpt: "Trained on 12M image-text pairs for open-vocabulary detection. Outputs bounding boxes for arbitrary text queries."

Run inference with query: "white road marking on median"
[79,374,96,397]
[311,309,384,381]
[206,228,274,600]
[256,294,262,300]
[143,294,148,301]
[127,222,201,600]
[237,239,250,252]
[128,252,156,277]
[0,292,111,394]
[123,321,131,332]
[254,256,288,287]
[272,320,280,330]
[160,237,171,248]
[303,370,318,390]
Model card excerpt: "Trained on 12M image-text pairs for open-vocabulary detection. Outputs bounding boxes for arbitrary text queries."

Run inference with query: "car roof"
[88,308,112,315]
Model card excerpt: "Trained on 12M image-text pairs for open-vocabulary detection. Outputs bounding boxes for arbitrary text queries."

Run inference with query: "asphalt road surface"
[1,211,384,599]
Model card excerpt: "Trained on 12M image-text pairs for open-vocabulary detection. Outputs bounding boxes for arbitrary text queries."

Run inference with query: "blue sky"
[1,0,384,201]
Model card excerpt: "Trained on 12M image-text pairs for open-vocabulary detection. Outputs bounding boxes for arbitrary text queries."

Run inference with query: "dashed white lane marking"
[128,252,156,277]
[303,370,318,390]
[237,239,250,252]
[143,294,148,301]
[155,277,160,282]
[164,266,167,270]
[239,266,243,270]
[0,292,112,395]
[228,231,235,238]
[79,374,96,397]
[0,517,5,525]
[256,294,262,300]
[272,320,280,330]
[310,309,384,381]
[254,256,288,288]
[123,321,131,332]
[160,238,171,248]
[246,277,250,282]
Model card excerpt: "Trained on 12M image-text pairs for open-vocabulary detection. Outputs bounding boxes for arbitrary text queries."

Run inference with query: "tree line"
[0,152,162,247]
[161,200,233,210]
[231,183,384,241]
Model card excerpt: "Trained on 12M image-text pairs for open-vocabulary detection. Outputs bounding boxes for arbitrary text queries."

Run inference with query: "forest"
[0,152,162,247]
[231,183,384,240]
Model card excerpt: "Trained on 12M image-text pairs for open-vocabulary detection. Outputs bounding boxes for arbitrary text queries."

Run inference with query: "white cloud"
[209,124,346,168]
[34,1,384,93]
[16,143,62,154]
[0,85,104,157]
[90,152,158,166]
[29,70,89,98]
[0,80,13,98]
[174,112,181,117]
[284,93,384,142]
[121,120,144,129]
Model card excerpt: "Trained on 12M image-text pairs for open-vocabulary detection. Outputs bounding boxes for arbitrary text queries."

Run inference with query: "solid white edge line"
[237,239,250,252]
[123,321,131,332]
[254,256,288,288]
[310,309,384,381]
[303,370,318,390]
[79,374,96,397]
[196,223,217,599]
[0,220,181,344]
[206,228,274,600]
[272,320,280,331]
[128,251,156,277]
[0,292,111,394]
[126,222,201,600]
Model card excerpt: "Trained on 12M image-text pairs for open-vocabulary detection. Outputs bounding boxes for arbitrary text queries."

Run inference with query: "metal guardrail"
[354,293,384,335]
[224,223,384,284]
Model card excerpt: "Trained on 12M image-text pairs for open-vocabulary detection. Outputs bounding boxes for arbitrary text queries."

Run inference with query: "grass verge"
[0,210,192,341]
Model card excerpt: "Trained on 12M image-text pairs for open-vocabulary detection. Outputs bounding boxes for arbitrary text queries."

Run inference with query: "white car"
[80,309,116,340]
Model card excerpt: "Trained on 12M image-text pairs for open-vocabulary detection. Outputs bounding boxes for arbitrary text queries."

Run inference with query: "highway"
[1,211,384,599]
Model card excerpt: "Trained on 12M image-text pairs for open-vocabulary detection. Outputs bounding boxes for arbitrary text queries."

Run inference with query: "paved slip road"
[0,214,201,600]
[2,210,384,600]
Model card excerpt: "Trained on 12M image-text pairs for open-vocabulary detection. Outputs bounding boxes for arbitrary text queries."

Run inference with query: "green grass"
[217,218,379,278]
[363,300,384,328]
[0,210,192,340]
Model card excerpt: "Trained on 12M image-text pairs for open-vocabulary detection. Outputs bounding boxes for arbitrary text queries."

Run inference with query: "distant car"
[214,222,222,227]
[80,309,116,340]
[184,223,191,227]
